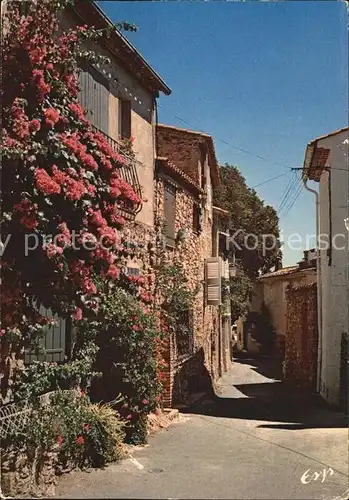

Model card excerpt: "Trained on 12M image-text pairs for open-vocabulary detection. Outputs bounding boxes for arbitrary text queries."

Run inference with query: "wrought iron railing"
[91,126,143,215]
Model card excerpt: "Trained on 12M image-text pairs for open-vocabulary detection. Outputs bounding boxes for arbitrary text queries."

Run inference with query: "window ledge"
[175,352,194,367]
[165,240,176,249]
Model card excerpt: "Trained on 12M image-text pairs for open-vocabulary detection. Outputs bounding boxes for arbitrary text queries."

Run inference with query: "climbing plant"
[1,0,141,351]
[1,0,165,450]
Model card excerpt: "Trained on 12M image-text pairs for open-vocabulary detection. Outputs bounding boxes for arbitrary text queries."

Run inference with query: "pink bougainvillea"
[44,107,60,127]
[35,168,61,195]
[1,0,143,341]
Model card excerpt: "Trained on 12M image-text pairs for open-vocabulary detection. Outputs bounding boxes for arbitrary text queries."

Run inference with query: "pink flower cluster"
[92,246,116,266]
[87,130,129,168]
[34,165,89,202]
[60,132,99,171]
[32,69,51,101]
[64,74,79,97]
[44,107,60,127]
[52,165,86,201]
[45,243,63,258]
[29,119,41,133]
[35,168,61,195]
[73,307,83,321]
[56,222,72,247]
[13,198,38,230]
[29,46,47,66]
[139,290,153,304]
[69,260,97,296]
[58,31,78,59]
[128,275,146,286]
[11,99,30,140]
[109,173,141,204]
[106,264,120,280]
[88,209,119,248]
[68,103,87,123]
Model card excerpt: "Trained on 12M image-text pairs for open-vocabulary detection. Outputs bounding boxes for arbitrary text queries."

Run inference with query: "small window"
[126,267,140,276]
[163,183,176,246]
[193,203,201,234]
[119,100,131,139]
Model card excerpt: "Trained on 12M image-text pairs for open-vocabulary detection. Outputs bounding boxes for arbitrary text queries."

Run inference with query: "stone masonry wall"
[285,283,318,392]
[118,216,156,274]
[157,125,206,186]
[155,177,221,405]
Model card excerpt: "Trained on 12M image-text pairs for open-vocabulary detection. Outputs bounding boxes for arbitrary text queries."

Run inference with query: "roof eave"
[72,1,171,96]
[156,157,204,195]
[302,141,316,182]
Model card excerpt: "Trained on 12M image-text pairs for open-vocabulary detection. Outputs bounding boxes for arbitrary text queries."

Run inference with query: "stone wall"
[285,283,318,392]
[119,216,156,273]
[1,447,59,498]
[155,176,222,405]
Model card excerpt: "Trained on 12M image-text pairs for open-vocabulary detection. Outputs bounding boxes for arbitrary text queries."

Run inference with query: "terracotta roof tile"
[258,266,299,279]
[303,127,348,181]
[156,157,204,194]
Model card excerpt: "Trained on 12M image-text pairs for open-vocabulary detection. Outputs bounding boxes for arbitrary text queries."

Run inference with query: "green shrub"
[91,288,163,444]
[5,390,125,472]
[12,344,100,403]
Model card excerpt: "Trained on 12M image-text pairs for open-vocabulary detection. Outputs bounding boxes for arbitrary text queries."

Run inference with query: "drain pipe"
[303,179,322,394]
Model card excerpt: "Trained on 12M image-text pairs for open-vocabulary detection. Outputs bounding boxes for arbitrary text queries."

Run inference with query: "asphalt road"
[56,357,349,499]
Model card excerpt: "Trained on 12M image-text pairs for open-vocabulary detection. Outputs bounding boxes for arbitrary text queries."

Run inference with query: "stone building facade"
[248,263,317,358]
[155,125,231,405]
[2,1,230,409]
[71,6,231,405]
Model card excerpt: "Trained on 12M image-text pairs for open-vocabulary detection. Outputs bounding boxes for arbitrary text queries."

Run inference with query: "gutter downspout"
[303,178,322,394]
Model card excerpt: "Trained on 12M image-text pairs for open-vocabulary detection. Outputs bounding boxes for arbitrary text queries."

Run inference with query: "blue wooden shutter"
[24,304,66,364]
[78,67,109,135]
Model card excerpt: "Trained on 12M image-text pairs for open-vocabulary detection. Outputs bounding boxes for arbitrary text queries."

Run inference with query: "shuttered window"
[119,100,131,139]
[205,257,222,306]
[78,67,109,135]
[193,203,201,234]
[24,304,67,364]
[126,267,140,276]
[163,183,176,247]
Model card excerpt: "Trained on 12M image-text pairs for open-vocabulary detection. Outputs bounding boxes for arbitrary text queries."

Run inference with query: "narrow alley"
[56,357,349,500]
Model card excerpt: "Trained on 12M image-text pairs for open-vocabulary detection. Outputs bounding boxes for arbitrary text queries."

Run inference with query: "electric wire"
[156,103,296,170]
[280,171,303,217]
[251,172,289,189]
[278,172,299,213]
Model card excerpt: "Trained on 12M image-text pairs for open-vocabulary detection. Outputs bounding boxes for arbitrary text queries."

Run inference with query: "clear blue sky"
[99,0,347,266]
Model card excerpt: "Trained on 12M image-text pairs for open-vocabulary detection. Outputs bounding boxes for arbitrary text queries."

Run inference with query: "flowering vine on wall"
[1,0,169,447]
[1,0,143,347]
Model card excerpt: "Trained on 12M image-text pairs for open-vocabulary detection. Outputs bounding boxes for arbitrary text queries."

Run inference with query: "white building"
[303,127,349,406]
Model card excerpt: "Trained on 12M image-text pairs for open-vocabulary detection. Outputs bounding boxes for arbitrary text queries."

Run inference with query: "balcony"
[91,126,143,215]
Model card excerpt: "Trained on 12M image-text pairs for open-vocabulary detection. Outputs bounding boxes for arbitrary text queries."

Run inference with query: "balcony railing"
[91,126,143,215]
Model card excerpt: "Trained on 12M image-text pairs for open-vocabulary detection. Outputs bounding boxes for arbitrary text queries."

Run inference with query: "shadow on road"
[231,353,283,381]
[181,357,348,430]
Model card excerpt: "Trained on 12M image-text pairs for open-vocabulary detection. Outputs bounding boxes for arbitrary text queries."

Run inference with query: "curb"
[173,392,209,412]
[162,408,180,421]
